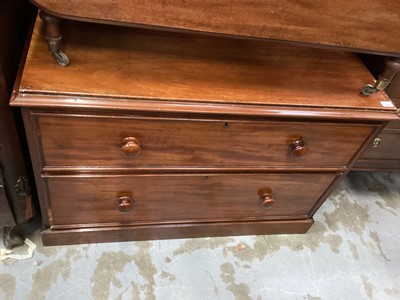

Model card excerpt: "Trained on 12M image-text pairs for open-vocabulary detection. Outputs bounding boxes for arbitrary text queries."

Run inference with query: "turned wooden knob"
[115,196,134,213]
[121,137,141,158]
[289,139,309,158]
[259,192,275,208]
[258,188,275,208]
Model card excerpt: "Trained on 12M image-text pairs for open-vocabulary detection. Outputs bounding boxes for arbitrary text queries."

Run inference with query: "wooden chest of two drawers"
[12,19,397,245]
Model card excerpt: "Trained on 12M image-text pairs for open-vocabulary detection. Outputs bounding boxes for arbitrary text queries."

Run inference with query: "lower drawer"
[46,172,338,227]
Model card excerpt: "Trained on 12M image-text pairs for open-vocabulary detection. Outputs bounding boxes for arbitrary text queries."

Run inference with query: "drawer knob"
[260,193,275,208]
[115,196,134,213]
[289,139,309,158]
[370,138,381,148]
[121,137,141,158]
[258,189,275,208]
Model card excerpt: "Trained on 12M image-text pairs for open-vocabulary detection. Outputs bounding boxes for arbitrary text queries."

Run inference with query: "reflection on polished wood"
[36,114,376,169]
[16,19,391,111]
[31,0,400,55]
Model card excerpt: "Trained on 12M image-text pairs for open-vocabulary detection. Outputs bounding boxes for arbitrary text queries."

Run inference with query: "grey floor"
[1,171,400,300]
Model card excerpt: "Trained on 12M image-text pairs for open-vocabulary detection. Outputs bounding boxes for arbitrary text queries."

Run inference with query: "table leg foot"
[39,11,70,67]
[362,57,400,95]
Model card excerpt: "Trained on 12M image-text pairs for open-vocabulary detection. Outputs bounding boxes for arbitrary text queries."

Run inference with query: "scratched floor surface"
[1,171,400,300]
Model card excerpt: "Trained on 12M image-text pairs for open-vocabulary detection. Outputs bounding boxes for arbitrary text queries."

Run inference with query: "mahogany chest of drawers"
[11,19,397,245]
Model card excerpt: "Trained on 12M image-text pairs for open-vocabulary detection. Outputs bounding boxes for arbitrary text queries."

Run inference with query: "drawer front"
[37,114,374,168]
[47,173,338,226]
[358,131,400,160]
[384,119,400,130]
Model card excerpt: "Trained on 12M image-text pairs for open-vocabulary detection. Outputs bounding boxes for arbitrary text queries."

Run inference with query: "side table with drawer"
[11,19,397,245]
[354,55,400,170]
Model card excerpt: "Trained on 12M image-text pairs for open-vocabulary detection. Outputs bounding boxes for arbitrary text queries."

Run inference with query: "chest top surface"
[13,18,396,119]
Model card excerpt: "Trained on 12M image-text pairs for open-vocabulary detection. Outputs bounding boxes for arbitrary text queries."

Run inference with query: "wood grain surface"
[14,12,398,244]
[36,112,376,169]
[17,18,392,111]
[31,0,400,55]
[46,173,337,226]
[41,219,314,246]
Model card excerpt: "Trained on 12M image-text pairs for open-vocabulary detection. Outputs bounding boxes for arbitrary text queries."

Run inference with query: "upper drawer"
[36,113,375,169]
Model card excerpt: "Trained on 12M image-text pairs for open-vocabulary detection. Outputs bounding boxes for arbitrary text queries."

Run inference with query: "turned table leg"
[39,11,70,66]
[362,57,400,95]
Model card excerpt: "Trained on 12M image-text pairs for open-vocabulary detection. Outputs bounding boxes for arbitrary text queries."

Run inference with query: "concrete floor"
[1,171,399,299]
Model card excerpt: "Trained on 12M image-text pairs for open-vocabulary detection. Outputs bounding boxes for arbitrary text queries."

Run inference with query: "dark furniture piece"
[11,19,397,245]
[354,56,400,170]
[0,0,38,248]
